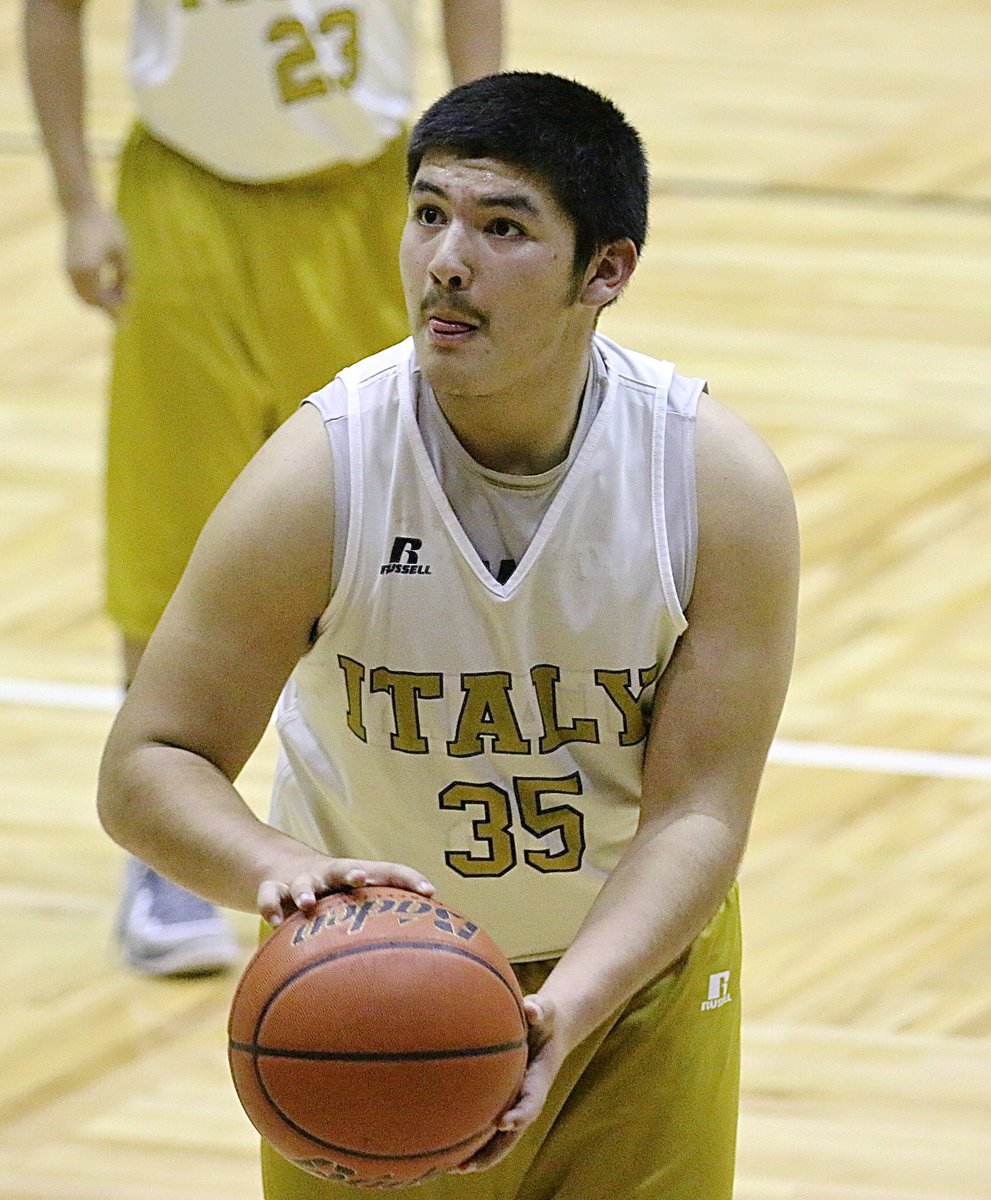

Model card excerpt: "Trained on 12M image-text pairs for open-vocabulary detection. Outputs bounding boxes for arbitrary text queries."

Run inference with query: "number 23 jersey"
[270,335,703,961]
[129,0,413,181]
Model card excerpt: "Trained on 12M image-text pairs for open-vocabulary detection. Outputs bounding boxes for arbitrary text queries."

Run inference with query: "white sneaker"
[116,858,239,977]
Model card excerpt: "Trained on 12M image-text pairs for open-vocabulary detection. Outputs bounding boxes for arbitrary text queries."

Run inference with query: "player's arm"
[97,404,434,921]
[439,0,503,85]
[23,0,128,314]
[465,395,800,1170]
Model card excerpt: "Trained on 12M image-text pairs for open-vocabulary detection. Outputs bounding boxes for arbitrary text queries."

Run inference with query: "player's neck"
[432,351,592,476]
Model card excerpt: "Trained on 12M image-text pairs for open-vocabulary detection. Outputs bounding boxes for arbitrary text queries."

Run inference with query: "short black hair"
[407,72,649,273]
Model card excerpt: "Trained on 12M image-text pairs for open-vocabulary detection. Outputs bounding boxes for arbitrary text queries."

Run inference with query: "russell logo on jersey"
[701,971,733,1012]
[379,534,518,584]
[379,536,432,575]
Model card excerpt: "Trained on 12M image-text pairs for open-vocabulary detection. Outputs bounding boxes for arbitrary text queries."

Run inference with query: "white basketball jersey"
[270,335,703,960]
[129,0,414,181]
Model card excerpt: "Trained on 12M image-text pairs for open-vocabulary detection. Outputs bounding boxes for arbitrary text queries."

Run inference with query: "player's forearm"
[23,0,100,213]
[441,0,503,84]
[97,741,314,914]
[539,809,744,1048]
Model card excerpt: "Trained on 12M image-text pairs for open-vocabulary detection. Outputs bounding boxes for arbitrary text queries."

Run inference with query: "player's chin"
[418,357,486,402]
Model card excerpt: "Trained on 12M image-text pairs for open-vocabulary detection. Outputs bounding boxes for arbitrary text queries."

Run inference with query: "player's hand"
[452,994,565,1174]
[64,203,129,317]
[256,857,435,926]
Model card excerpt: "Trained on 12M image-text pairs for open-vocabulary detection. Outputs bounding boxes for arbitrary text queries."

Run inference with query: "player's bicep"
[119,403,335,780]
[641,396,799,836]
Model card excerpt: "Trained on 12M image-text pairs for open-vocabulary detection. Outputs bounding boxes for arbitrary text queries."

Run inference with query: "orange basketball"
[228,886,528,1189]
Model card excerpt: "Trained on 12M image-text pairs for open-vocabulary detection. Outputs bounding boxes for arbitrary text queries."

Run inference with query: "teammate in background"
[97,72,799,1197]
[24,0,502,976]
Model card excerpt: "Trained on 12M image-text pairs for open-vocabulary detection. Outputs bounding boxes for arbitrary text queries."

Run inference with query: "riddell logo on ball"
[292,1157,445,1188]
[292,896,479,945]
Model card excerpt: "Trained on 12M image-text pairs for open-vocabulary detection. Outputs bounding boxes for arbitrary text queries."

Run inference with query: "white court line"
[768,739,991,782]
[0,676,123,712]
[2,675,991,782]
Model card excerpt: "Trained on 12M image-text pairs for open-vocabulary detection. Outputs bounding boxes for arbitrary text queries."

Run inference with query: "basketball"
[227,886,529,1189]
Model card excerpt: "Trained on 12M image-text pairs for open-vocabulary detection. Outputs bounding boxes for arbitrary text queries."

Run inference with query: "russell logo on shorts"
[380,535,432,576]
[701,970,733,1011]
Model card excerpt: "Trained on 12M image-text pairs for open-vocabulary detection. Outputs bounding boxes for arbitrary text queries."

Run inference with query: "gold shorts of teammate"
[261,885,742,1200]
[106,123,409,645]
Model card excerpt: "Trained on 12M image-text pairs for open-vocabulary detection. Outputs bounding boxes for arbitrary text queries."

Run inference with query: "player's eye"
[416,205,445,226]
[489,217,523,238]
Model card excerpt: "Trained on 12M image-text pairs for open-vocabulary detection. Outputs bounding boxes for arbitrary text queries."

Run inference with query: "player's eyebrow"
[411,179,541,217]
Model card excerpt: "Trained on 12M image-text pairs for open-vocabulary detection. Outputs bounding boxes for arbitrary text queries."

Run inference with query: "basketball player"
[97,73,799,1197]
[24,0,502,976]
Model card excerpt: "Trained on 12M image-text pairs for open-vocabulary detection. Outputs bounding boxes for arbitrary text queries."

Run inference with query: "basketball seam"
[228,1037,527,1061]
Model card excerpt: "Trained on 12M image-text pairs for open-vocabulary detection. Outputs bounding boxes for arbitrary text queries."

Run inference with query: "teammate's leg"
[106,128,410,976]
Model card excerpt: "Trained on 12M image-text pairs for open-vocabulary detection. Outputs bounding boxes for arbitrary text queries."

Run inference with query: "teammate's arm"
[466,395,800,1169]
[439,0,503,85]
[23,0,128,314]
[97,404,434,922]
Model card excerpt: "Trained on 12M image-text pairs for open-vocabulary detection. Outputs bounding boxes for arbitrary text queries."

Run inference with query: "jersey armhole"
[300,382,353,636]
[665,375,703,611]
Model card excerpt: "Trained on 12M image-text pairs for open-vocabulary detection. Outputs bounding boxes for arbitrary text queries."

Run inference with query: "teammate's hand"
[452,994,565,1174]
[64,203,129,317]
[256,857,435,926]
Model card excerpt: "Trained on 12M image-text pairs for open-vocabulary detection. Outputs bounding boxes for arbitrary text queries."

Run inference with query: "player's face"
[400,152,592,402]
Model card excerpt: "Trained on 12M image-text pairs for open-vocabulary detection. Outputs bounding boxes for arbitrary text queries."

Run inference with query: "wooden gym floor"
[1,1,989,1195]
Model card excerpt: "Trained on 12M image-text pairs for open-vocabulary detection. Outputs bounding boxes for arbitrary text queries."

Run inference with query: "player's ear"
[578,238,638,309]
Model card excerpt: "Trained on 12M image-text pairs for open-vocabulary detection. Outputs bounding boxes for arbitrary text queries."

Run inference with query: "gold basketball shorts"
[106,123,409,644]
[261,884,742,1200]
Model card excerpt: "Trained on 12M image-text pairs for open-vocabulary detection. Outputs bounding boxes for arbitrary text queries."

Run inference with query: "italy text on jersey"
[336,657,662,756]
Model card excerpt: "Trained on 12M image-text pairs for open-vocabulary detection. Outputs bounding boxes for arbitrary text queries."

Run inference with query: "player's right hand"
[64,204,129,317]
[256,857,435,927]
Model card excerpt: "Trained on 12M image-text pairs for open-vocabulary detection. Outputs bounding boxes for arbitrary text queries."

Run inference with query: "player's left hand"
[451,993,565,1174]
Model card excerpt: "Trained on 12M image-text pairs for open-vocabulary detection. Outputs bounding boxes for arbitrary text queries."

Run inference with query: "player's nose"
[428,222,474,291]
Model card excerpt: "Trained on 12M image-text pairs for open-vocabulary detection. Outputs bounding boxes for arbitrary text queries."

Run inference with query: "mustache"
[420,289,486,328]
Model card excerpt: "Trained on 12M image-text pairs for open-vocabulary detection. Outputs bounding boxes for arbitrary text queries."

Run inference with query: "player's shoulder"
[302,339,413,425]
[336,337,415,392]
[595,332,673,388]
[594,333,705,415]
[221,402,334,527]
[695,392,797,546]
[697,393,789,485]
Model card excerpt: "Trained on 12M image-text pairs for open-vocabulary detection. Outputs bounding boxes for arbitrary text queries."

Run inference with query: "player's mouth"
[425,314,481,344]
[422,299,485,345]
[429,315,475,333]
